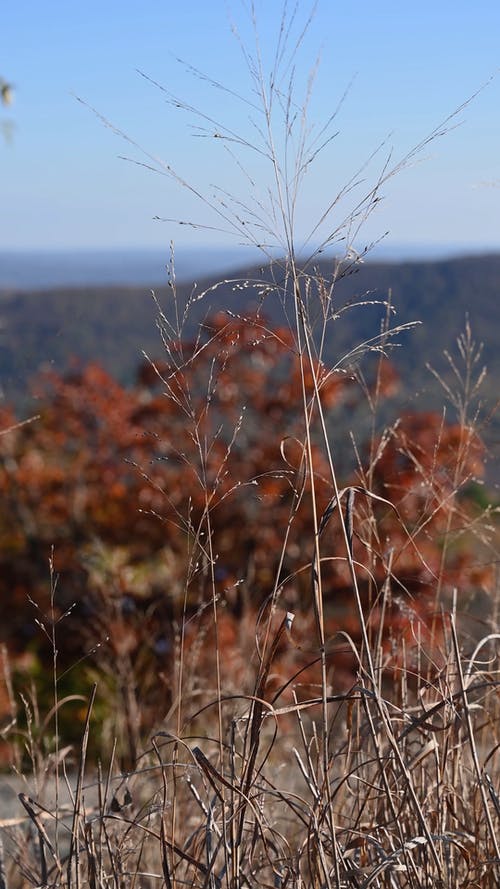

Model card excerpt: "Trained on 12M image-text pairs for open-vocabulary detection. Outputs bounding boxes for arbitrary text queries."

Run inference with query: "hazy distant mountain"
[1,244,497,290]
[1,252,499,477]
[0,246,262,290]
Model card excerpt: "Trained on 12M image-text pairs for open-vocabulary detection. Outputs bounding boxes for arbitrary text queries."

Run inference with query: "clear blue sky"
[1,1,499,257]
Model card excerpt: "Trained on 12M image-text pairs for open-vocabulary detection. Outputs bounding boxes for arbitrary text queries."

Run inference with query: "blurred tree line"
[0,313,494,762]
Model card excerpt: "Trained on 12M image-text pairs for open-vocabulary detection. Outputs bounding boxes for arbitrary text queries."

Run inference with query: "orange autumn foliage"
[0,314,492,750]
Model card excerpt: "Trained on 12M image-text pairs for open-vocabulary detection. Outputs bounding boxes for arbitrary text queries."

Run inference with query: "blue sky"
[1,1,499,257]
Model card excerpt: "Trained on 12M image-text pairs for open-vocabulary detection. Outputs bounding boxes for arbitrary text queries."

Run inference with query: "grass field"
[1,5,499,885]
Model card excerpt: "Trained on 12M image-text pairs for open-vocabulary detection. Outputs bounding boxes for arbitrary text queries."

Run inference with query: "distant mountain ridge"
[1,252,499,476]
[0,246,259,290]
[2,244,497,289]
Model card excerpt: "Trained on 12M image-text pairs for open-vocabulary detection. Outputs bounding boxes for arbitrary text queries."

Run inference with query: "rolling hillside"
[1,252,499,477]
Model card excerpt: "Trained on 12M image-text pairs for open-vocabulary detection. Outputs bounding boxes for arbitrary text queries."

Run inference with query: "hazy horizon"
[2,242,500,291]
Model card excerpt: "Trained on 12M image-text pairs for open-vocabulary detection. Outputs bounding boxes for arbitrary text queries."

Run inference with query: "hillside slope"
[1,253,498,474]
